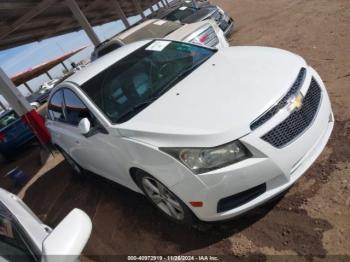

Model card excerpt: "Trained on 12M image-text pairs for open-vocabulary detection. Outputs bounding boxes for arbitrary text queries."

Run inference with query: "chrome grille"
[191,26,219,47]
[250,68,306,130]
[203,26,219,47]
[211,10,222,22]
[261,78,322,148]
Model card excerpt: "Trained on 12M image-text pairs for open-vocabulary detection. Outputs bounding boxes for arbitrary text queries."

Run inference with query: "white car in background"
[46,40,333,224]
[0,188,91,261]
[91,18,228,61]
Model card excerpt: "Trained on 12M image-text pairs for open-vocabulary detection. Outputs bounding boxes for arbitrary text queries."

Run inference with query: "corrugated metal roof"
[0,0,161,50]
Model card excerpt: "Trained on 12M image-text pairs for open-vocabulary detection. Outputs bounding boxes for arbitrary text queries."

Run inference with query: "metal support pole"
[23,82,34,94]
[113,0,130,28]
[132,0,146,19]
[65,0,101,47]
[160,0,166,8]
[0,67,32,116]
[156,2,161,9]
[46,71,53,80]
[164,0,170,7]
[149,5,154,13]
[0,67,51,146]
[61,62,69,71]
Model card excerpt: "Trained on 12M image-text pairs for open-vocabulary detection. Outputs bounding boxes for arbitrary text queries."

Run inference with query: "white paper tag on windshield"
[146,40,171,52]
[153,20,167,26]
[179,6,188,10]
[185,0,191,3]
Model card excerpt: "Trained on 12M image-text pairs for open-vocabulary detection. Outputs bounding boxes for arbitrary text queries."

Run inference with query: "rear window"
[0,112,18,129]
[164,7,197,21]
[119,20,182,44]
[97,42,123,58]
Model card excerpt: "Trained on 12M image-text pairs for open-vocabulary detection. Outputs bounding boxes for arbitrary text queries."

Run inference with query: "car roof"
[64,40,152,86]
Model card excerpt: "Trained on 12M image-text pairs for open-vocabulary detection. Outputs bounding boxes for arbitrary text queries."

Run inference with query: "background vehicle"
[26,79,60,105]
[0,110,35,160]
[46,40,333,224]
[0,188,91,261]
[151,0,234,37]
[91,19,228,61]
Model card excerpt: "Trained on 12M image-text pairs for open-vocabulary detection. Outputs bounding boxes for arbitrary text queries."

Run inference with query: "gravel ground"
[1,0,349,260]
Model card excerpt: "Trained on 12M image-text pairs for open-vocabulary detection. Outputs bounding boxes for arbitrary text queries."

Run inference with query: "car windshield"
[80,40,216,124]
[118,20,182,44]
[164,6,197,21]
[0,111,18,129]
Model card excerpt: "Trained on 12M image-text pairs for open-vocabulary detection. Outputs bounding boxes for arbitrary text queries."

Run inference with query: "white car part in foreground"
[0,188,92,261]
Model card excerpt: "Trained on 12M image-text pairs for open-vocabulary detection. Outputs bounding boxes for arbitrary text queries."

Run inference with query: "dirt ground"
[1,0,349,260]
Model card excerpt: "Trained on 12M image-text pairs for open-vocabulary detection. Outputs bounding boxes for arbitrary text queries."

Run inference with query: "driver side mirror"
[78,118,91,135]
[41,209,92,262]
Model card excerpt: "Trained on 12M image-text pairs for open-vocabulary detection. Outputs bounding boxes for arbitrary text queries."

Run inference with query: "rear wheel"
[134,170,194,224]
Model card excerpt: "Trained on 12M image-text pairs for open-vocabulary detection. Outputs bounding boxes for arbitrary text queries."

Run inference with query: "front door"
[46,88,125,184]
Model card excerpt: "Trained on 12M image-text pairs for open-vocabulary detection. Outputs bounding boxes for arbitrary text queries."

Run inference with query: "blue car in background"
[0,110,35,160]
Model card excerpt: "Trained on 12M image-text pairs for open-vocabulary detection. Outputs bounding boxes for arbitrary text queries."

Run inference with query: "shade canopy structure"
[0,0,166,50]
[10,46,87,86]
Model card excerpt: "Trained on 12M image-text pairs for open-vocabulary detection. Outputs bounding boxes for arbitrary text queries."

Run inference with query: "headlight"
[161,141,251,174]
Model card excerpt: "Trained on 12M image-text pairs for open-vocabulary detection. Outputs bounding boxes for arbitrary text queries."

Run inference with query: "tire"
[134,170,195,225]
[57,147,85,178]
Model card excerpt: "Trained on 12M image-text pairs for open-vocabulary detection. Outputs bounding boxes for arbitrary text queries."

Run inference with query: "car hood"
[118,46,307,147]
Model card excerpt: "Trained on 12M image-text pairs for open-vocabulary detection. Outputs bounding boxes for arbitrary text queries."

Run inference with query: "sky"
[0,5,157,107]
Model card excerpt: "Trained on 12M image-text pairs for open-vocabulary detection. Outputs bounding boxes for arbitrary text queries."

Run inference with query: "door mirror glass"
[41,209,92,261]
[78,118,91,135]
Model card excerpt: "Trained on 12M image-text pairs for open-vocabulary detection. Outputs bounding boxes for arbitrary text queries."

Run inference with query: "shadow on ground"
[0,143,42,193]
[22,160,282,259]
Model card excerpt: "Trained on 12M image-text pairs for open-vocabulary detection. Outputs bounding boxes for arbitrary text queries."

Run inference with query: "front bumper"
[170,68,334,222]
[219,17,234,37]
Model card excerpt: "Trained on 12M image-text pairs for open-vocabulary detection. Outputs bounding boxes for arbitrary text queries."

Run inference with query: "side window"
[63,89,92,126]
[0,214,34,261]
[48,90,65,122]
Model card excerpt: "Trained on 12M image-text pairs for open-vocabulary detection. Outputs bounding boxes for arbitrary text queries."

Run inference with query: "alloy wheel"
[141,177,185,220]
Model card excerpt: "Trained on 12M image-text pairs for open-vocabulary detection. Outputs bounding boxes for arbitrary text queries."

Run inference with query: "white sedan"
[0,188,91,261]
[46,40,334,224]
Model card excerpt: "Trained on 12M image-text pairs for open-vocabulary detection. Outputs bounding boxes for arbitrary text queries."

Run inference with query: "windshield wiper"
[116,55,212,123]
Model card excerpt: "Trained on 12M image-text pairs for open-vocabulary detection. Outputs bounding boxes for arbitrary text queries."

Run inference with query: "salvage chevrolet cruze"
[46,40,334,224]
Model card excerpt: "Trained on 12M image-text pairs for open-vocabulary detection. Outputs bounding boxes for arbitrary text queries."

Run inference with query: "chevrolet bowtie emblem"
[288,93,304,112]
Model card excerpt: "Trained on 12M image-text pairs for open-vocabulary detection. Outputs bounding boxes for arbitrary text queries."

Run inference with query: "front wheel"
[134,170,194,224]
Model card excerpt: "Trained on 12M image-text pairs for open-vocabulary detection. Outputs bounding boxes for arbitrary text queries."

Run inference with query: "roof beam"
[112,0,130,28]
[0,0,57,40]
[0,2,34,10]
[65,0,101,46]
[132,0,146,19]
[42,0,103,40]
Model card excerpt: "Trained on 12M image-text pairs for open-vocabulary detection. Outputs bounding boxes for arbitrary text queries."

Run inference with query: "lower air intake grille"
[217,183,266,213]
[261,78,322,148]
